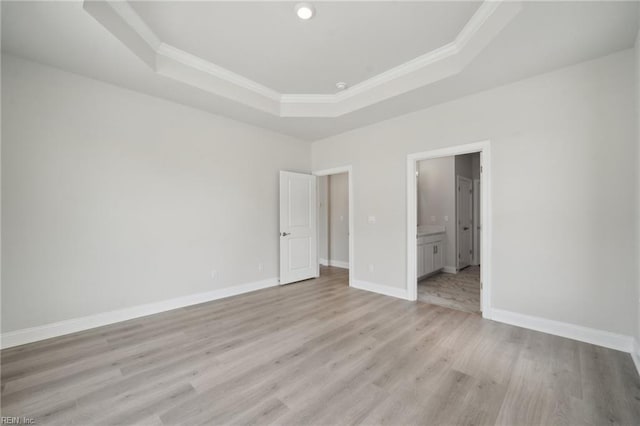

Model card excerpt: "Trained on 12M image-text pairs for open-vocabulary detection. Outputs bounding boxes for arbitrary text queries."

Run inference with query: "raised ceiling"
[2,1,639,140]
[82,0,521,118]
[128,1,481,94]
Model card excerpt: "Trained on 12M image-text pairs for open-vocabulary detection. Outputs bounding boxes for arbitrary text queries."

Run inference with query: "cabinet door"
[423,243,435,275]
[433,242,444,271]
[417,244,425,277]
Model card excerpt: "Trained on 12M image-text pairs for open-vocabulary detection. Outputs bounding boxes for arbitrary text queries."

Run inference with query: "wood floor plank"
[2,266,639,425]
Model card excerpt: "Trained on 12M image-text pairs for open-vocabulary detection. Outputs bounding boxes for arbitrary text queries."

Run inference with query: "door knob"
[463,227,469,230]
[281,232,291,237]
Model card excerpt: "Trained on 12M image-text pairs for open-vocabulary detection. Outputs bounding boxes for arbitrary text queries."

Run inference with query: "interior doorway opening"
[314,166,353,286]
[407,141,491,318]
[415,153,481,314]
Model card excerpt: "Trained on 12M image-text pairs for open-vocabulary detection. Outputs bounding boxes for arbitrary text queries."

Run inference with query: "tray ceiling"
[84,0,522,118]
[128,1,481,95]
[2,1,638,140]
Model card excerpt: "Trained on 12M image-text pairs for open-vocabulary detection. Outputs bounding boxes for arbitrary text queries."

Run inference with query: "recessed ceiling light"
[295,3,315,20]
[336,82,348,91]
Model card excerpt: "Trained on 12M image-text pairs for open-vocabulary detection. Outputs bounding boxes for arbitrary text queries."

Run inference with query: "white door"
[473,179,481,266]
[279,171,317,285]
[457,176,473,270]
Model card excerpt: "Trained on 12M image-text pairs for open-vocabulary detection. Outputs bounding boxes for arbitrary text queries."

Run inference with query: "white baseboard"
[351,280,409,300]
[319,258,349,269]
[0,277,279,349]
[488,308,634,353]
[328,259,349,269]
[633,339,640,377]
[442,266,457,274]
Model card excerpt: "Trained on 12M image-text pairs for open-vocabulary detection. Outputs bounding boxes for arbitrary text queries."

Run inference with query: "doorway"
[407,141,492,317]
[314,166,353,287]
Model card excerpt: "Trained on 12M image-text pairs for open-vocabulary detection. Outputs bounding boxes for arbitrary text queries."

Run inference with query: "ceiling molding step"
[456,1,523,68]
[156,44,281,115]
[83,0,522,118]
[83,0,159,70]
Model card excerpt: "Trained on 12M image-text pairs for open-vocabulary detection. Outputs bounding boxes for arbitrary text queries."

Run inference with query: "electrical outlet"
[368,216,376,224]
[211,270,217,280]
[258,263,264,272]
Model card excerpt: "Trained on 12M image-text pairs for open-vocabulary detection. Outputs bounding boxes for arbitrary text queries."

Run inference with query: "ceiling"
[128,1,480,94]
[2,1,639,141]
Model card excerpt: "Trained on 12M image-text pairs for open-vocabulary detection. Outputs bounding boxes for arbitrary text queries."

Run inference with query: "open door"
[457,176,473,270]
[279,171,317,285]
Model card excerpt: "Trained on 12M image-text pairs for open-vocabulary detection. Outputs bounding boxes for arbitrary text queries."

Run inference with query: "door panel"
[280,171,317,284]
[289,237,311,270]
[457,176,473,270]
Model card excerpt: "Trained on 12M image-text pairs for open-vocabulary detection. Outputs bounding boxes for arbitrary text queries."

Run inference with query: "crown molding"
[83,0,522,118]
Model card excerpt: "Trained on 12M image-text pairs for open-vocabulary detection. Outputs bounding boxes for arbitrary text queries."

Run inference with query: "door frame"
[313,165,353,288]
[407,141,492,317]
[456,175,473,270]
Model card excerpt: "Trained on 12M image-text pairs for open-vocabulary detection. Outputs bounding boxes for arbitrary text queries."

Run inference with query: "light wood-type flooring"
[2,266,639,425]
[418,266,481,314]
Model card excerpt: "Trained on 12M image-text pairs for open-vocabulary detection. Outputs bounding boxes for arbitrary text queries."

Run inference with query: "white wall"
[328,173,349,265]
[417,157,456,269]
[1,55,310,333]
[312,49,637,337]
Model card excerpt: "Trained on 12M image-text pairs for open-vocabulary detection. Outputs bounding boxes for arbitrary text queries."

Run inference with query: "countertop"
[417,225,446,237]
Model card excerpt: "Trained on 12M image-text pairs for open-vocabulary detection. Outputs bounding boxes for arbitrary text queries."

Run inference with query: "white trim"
[351,280,409,301]
[326,260,349,269]
[83,0,521,118]
[102,0,161,51]
[407,140,492,318]
[318,258,349,269]
[1,277,278,349]
[313,166,354,288]
[488,308,634,353]
[157,43,281,101]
